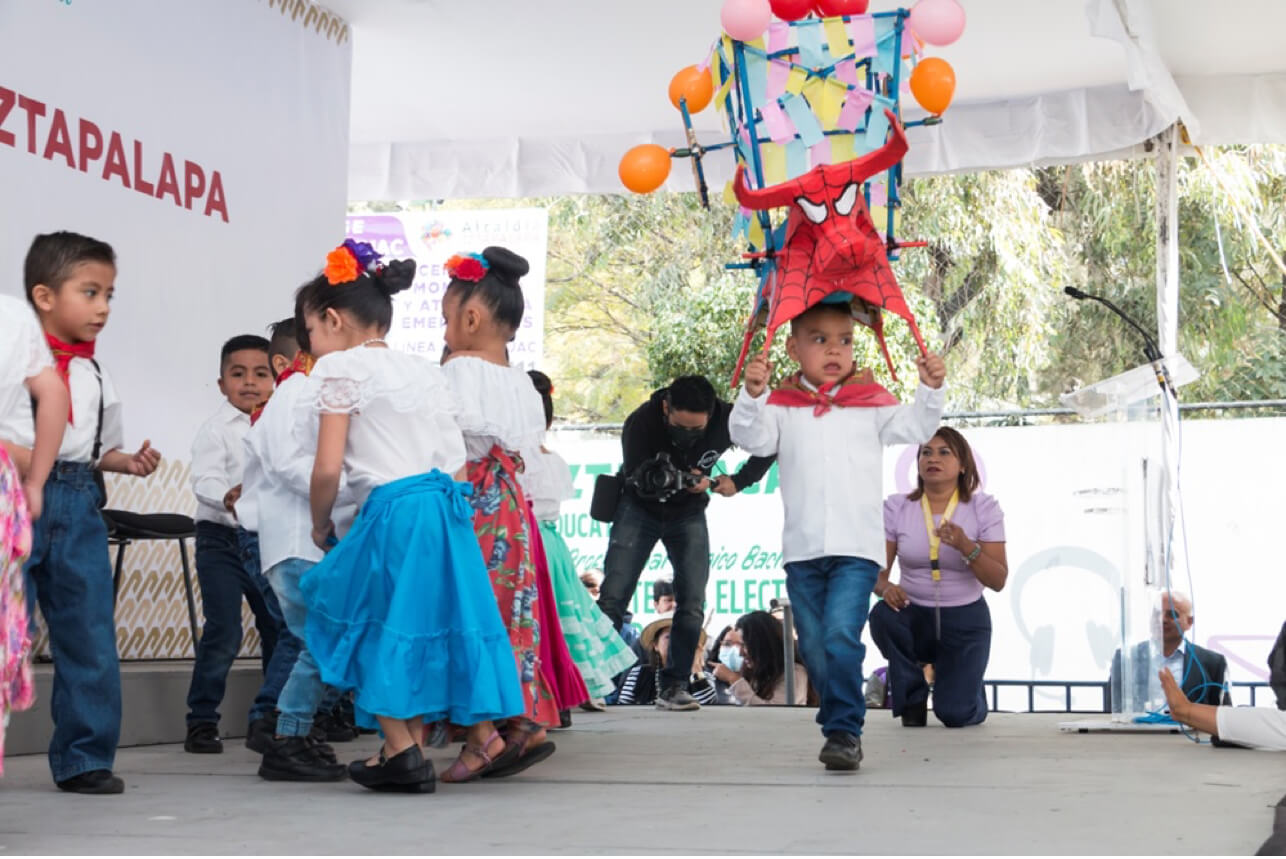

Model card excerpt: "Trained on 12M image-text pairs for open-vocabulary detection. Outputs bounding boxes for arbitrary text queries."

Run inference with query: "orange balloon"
[668,65,714,114]
[619,144,673,193]
[909,57,956,115]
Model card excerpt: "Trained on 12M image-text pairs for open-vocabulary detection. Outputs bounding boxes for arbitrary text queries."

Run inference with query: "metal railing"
[983,680,1271,713]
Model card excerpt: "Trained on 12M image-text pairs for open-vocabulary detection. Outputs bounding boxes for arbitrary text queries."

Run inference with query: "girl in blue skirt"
[293,241,525,793]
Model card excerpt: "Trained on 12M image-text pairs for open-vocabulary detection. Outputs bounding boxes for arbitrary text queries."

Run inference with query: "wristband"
[964,543,982,564]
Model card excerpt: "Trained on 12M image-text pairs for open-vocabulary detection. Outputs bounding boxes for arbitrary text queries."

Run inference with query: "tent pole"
[1153,123,1181,598]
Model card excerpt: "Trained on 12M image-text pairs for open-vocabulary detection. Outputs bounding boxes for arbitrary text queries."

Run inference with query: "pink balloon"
[721,0,773,42]
[908,0,966,46]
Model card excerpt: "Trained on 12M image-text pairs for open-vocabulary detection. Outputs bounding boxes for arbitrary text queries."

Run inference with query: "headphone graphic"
[1009,546,1120,676]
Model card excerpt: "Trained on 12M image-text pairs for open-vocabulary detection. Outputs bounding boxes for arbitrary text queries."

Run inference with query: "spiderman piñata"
[732,108,927,384]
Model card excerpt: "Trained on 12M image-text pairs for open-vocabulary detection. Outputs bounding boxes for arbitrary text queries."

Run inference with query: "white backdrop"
[549,417,1285,708]
[344,210,548,370]
[0,0,351,459]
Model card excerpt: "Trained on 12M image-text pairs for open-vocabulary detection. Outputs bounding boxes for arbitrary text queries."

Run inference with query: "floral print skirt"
[0,447,35,776]
[466,446,559,728]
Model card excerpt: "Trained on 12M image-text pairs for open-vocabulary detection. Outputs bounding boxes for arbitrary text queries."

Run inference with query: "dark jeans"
[784,555,879,738]
[868,597,991,727]
[598,496,709,692]
[184,522,286,726]
[23,462,121,783]
[239,529,300,725]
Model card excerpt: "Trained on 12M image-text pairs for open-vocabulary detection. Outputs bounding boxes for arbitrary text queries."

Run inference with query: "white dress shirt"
[237,374,344,570]
[190,399,251,527]
[0,335,124,464]
[729,381,945,565]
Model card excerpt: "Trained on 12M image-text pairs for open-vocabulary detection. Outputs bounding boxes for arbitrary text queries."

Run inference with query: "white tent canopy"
[334,0,1286,200]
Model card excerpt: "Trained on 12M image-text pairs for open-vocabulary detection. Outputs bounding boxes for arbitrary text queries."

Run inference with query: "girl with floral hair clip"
[439,246,563,780]
[294,240,526,793]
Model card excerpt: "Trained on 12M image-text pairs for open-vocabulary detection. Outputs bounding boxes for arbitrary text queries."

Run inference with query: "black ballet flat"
[348,744,435,793]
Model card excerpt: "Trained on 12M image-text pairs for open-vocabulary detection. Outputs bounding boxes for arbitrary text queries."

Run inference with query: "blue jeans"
[185,522,286,726]
[23,462,121,782]
[599,496,709,691]
[266,557,327,737]
[240,529,300,725]
[784,555,879,738]
[868,597,991,727]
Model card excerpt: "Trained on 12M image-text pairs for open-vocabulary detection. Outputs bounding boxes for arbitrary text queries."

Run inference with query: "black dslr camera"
[627,452,704,502]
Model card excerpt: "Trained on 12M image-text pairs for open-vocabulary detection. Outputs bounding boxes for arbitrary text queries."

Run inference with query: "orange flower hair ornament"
[325,239,383,285]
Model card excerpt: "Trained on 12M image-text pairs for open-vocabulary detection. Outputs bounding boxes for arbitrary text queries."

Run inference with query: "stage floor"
[1,708,1280,854]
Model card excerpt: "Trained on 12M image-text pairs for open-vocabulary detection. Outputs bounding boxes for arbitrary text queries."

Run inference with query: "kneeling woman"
[869,427,1007,728]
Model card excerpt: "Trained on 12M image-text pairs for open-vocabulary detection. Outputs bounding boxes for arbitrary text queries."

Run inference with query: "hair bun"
[374,259,416,296]
[482,246,529,285]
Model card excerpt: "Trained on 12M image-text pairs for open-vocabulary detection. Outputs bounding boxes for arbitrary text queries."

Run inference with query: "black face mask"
[666,422,705,450]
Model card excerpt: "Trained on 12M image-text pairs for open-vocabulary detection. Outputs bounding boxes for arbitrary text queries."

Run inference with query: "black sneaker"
[245,715,277,754]
[818,732,863,771]
[901,699,929,727]
[656,684,700,711]
[313,710,358,743]
[258,736,347,782]
[56,769,125,795]
[184,721,223,754]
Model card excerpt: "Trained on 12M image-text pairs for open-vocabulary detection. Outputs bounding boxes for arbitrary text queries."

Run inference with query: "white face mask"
[719,646,744,673]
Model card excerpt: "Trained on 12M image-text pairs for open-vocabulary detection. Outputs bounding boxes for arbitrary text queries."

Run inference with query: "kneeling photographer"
[596,375,774,711]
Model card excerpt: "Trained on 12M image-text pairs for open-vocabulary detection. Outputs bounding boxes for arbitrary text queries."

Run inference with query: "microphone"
[1061,286,1161,363]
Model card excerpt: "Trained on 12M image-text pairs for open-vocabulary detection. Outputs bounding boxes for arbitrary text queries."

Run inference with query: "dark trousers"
[184,521,287,726]
[784,556,878,737]
[239,529,301,725]
[868,597,991,728]
[598,496,708,692]
[23,462,121,783]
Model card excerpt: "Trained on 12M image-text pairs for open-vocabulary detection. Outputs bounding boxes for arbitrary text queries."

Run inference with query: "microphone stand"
[1063,287,1176,398]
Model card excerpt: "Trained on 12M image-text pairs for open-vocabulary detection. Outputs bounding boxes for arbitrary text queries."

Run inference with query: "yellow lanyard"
[920,489,959,583]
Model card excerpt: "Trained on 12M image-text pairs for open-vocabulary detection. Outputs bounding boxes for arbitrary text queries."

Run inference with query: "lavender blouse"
[883,491,1005,608]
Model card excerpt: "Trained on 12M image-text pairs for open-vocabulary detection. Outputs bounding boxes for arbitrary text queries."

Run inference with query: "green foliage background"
[353,144,1286,422]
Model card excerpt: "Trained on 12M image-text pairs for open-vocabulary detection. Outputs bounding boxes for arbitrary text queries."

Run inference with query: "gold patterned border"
[30,461,266,662]
[262,0,350,45]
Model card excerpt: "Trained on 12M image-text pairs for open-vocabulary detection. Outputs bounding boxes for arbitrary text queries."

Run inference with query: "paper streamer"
[785,139,810,179]
[745,50,769,112]
[861,97,892,152]
[760,98,796,144]
[796,20,826,69]
[823,19,851,62]
[848,15,877,60]
[785,66,808,95]
[834,57,860,88]
[766,22,792,99]
[874,17,897,76]
[762,142,787,185]
[810,138,831,169]
[782,92,824,147]
[830,134,857,163]
[818,79,849,129]
[836,86,874,132]
[868,180,888,207]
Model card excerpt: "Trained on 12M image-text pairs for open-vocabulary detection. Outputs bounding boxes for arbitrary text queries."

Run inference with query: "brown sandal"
[439,730,511,783]
[482,720,556,779]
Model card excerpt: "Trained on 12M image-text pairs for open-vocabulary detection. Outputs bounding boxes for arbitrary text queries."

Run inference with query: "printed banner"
[345,210,548,369]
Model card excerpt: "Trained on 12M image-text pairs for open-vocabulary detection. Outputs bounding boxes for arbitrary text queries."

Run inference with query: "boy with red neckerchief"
[729,300,945,773]
[0,231,161,794]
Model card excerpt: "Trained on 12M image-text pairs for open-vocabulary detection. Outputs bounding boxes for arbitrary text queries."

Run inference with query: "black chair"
[102,509,199,654]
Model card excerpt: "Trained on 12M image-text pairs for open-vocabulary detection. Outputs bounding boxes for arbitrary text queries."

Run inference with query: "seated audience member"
[1159,668,1285,751]
[727,611,809,706]
[1110,591,1230,711]
[579,569,603,600]
[707,625,743,704]
[616,617,716,707]
[870,427,1007,728]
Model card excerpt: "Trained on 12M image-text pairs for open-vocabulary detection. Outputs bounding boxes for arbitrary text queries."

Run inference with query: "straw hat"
[640,614,708,654]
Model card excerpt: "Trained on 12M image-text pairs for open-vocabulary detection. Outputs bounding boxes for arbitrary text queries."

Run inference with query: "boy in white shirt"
[183,335,286,754]
[238,318,348,782]
[3,231,162,794]
[730,301,946,771]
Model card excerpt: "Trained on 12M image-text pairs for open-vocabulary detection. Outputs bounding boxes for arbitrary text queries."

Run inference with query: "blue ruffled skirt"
[300,470,524,728]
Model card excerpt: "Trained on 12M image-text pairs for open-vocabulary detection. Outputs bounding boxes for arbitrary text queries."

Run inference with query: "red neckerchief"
[45,333,95,422]
[251,351,314,426]
[767,369,899,416]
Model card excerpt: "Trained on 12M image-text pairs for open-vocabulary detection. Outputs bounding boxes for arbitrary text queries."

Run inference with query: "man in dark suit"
[1109,591,1230,711]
